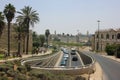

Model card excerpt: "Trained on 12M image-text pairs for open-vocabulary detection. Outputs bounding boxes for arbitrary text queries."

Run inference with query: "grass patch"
[53,41,83,47]
[0,54,4,60]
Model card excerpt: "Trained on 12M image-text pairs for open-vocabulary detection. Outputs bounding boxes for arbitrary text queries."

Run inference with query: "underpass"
[21,49,95,75]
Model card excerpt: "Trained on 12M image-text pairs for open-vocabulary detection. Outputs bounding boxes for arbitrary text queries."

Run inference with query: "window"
[117,33,120,39]
[101,34,103,39]
[96,34,98,38]
[106,34,109,39]
[112,35,114,39]
[96,42,99,51]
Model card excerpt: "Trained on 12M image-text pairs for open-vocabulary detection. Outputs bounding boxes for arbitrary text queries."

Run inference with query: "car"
[63,57,68,61]
[72,56,78,61]
[63,54,69,58]
[71,48,76,55]
[60,60,66,66]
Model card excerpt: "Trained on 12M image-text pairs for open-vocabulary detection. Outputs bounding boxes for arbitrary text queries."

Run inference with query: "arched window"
[96,34,98,38]
[106,34,109,39]
[101,34,103,39]
[112,35,114,39]
[117,33,120,39]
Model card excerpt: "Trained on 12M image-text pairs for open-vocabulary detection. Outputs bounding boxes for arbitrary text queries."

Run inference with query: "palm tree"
[45,29,50,47]
[39,35,45,47]
[0,12,5,38]
[13,23,24,57]
[17,6,39,54]
[4,3,16,56]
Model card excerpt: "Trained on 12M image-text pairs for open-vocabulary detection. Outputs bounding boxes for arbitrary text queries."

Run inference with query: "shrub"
[105,44,116,55]
[6,69,15,77]
[0,72,5,76]
[17,66,27,73]
[14,73,26,80]
[0,65,10,73]
[116,45,120,58]
[75,76,86,80]
[25,64,31,71]
[0,76,8,80]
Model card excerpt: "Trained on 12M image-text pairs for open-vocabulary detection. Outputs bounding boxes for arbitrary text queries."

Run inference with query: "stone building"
[92,28,120,51]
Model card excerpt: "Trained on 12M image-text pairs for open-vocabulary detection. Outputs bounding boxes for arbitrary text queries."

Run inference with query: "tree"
[0,12,5,38]
[105,44,116,55]
[4,3,16,56]
[39,35,45,47]
[45,29,50,47]
[13,23,23,57]
[17,6,39,54]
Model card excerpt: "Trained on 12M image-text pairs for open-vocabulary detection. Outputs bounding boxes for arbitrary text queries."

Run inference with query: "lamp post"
[97,20,100,51]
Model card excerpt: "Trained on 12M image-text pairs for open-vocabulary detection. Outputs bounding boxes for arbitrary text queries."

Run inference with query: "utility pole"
[97,20,100,51]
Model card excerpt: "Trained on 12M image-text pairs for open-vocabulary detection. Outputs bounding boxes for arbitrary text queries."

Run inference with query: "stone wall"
[0,23,33,54]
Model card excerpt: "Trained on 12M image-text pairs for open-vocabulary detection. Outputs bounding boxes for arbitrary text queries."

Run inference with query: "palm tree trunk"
[26,31,29,54]
[17,32,21,57]
[26,22,29,54]
[23,37,26,53]
[23,37,25,53]
[47,38,48,47]
[8,22,10,56]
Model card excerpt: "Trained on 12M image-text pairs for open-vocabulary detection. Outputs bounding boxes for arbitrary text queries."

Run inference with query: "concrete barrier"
[31,64,95,75]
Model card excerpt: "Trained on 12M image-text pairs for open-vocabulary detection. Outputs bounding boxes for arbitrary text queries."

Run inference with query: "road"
[82,51,120,80]
[60,50,83,67]
[69,52,83,67]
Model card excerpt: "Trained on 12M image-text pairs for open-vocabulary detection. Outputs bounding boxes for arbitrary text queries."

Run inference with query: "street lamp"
[97,20,100,51]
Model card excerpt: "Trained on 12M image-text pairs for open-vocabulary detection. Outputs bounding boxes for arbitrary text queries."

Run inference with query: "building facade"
[92,28,120,51]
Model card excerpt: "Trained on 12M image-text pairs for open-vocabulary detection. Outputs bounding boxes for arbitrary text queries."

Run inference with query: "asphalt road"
[60,51,83,67]
[82,51,120,80]
[69,53,82,67]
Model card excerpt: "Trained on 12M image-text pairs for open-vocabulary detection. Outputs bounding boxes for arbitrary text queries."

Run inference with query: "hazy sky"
[1,0,120,35]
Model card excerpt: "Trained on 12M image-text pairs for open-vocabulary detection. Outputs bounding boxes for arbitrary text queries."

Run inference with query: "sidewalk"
[102,55,120,62]
[0,50,52,63]
[90,62,103,80]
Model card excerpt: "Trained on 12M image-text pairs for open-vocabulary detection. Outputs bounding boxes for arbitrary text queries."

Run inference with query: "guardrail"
[21,51,95,75]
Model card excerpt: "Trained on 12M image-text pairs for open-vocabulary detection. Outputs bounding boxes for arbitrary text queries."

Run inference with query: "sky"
[0,0,120,35]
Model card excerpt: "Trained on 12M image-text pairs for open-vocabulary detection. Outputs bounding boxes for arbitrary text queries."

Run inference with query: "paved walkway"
[0,50,52,63]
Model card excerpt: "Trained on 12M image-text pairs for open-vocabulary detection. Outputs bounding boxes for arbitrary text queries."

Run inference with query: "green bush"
[0,65,10,73]
[25,64,31,71]
[6,69,15,77]
[0,76,8,80]
[105,44,116,55]
[116,45,120,58]
[17,66,27,73]
[0,72,5,76]
[14,73,26,80]
[75,76,86,80]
